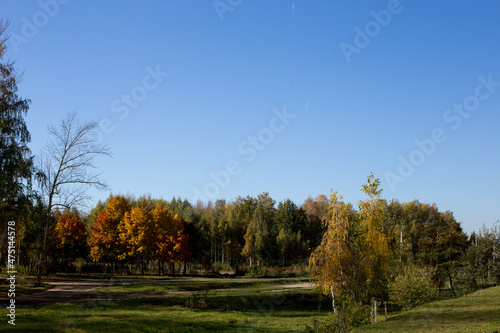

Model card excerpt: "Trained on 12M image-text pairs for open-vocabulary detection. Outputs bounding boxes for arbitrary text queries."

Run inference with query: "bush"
[305,313,340,333]
[344,302,371,328]
[389,264,437,310]
[211,261,233,273]
[244,265,309,278]
[305,303,371,333]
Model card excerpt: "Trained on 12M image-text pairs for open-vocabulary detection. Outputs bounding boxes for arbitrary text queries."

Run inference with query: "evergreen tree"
[0,20,35,235]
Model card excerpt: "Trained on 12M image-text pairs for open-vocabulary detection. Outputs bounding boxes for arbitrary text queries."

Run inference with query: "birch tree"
[309,190,364,303]
[358,173,389,300]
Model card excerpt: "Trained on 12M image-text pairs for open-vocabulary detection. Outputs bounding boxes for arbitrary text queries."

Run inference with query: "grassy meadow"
[353,286,500,333]
[3,276,500,332]
[7,277,330,332]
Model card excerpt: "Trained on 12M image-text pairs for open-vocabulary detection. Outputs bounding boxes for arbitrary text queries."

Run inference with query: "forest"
[8,176,500,299]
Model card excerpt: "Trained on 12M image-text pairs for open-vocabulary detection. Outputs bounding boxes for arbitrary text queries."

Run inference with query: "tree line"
[37,193,328,275]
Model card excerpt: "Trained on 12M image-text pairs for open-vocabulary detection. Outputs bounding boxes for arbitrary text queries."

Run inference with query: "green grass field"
[4,277,500,332]
[8,279,330,332]
[353,286,500,333]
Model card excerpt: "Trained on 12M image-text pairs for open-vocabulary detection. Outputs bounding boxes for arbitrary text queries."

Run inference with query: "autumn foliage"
[54,214,88,259]
[310,173,470,308]
[88,196,197,273]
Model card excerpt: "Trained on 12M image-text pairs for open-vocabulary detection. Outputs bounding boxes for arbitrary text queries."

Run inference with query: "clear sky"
[2,0,499,233]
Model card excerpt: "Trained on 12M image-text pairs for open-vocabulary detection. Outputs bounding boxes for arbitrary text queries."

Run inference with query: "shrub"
[344,302,371,328]
[305,303,371,333]
[211,261,233,273]
[389,264,437,310]
[305,312,343,333]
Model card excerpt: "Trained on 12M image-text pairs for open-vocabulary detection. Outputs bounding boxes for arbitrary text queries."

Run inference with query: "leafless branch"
[38,111,111,212]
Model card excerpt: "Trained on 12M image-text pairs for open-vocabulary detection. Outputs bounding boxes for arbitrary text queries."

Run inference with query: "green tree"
[274,199,308,266]
[0,20,35,244]
[181,219,202,275]
[224,200,248,266]
[381,199,413,263]
[458,224,500,291]
[83,199,105,232]
[389,263,437,310]
[417,210,468,296]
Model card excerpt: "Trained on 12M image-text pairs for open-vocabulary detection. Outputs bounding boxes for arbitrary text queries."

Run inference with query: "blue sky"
[2,0,499,233]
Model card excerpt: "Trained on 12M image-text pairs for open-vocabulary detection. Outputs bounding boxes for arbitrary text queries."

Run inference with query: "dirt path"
[260,282,315,292]
[0,279,315,307]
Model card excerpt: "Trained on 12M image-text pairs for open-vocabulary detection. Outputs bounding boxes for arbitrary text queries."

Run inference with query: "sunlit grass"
[353,286,500,333]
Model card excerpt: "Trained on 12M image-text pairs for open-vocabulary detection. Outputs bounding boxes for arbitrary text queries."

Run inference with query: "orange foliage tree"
[88,196,130,263]
[154,210,186,275]
[157,230,188,275]
[54,214,88,260]
[88,195,201,275]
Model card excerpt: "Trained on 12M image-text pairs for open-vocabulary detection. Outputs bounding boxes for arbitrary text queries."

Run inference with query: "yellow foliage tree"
[105,196,130,222]
[119,207,154,261]
[309,190,364,303]
[358,172,389,299]
[309,173,390,306]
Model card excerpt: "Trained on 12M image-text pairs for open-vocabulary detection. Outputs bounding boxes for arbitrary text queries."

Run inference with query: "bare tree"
[36,111,110,283]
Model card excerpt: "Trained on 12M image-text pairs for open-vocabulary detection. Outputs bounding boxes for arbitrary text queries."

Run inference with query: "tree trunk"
[0,223,8,263]
[449,273,456,297]
[221,240,224,263]
[371,300,374,324]
[330,285,336,313]
[36,213,51,285]
[340,308,344,333]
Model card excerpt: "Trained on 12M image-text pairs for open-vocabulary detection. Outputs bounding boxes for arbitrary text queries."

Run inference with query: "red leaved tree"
[54,214,88,262]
